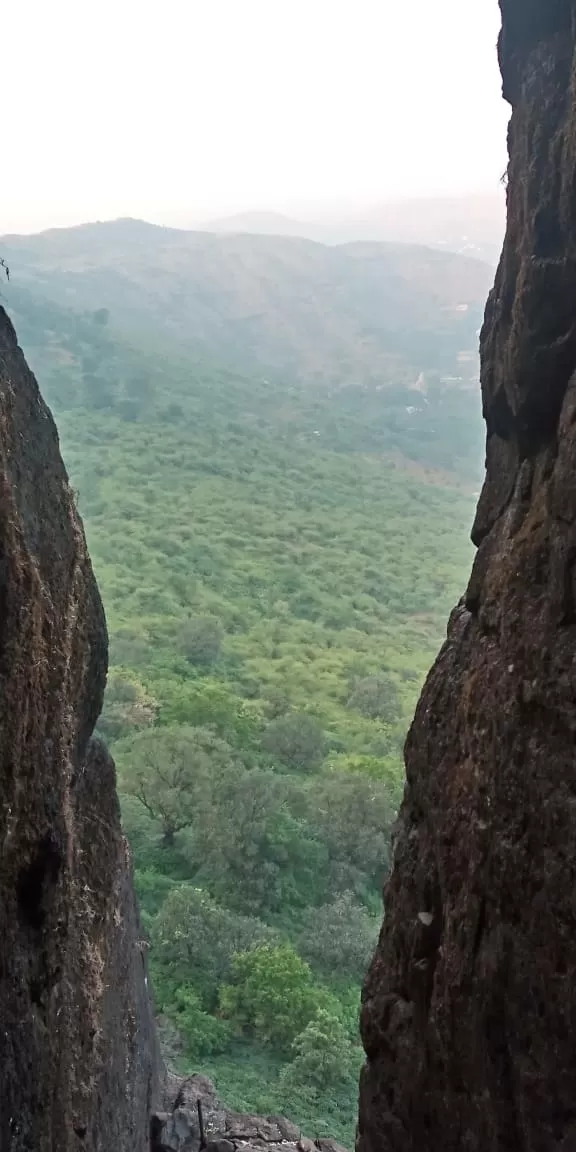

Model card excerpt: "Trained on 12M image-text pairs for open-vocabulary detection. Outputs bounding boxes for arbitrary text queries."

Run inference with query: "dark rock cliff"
[0,307,157,1151]
[358,3,576,1151]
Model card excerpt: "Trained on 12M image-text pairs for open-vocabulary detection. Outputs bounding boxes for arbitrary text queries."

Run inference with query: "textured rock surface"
[152,1074,347,1152]
[0,306,157,1150]
[358,3,576,1151]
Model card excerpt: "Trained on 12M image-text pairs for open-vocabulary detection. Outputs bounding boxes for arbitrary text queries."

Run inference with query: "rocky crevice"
[358,3,576,1150]
[152,1073,348,1152]
[0,306,157,1151]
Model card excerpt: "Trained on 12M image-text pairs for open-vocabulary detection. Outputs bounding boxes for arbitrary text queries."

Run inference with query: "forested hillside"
[2,218,491,388]
[3,228,483,1143]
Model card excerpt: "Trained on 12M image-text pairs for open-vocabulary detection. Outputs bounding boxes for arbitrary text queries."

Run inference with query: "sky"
[3,0,509,234]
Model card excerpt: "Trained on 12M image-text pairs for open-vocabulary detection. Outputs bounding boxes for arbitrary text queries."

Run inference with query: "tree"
[262,687,292,719]
[82,372,115,409]
[155,678,259,746]
[115,724,237,846]
[163,757,329,915]
[151,885,274,1009]
[278,1010,363,1100]
[219,943,331,1052]
[124,372,154,404]
[163,401,185,424]
[179,615,223,668]
[166,984,231,1059]
[190,767,292,915]
[298,892,379,979]
[311,771,395,891]
[347,674,401,723]
[258,807,329,912]
[262,712,326,771]
[97,670,158,742]
[328,753,401,785]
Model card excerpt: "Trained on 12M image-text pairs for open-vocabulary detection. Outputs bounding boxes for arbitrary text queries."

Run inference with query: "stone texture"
[153,1074,309,1152]
[358,3,576,1150]
[0,307,157,1151]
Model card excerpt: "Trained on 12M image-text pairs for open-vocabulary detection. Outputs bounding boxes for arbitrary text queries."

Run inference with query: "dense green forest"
[5,238,482,1143]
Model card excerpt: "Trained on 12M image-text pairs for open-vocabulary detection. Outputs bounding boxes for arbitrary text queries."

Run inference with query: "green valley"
[3,222,484,1143]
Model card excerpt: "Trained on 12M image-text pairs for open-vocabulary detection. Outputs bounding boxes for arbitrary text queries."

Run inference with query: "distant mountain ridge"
[202,194,505,265]
[204,210,320,238]
[1,217,493,390]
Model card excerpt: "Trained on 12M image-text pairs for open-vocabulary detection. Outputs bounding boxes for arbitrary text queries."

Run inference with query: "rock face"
[152,1073,348,1152]
[358,4,576,1150]
[0,306,157,1150]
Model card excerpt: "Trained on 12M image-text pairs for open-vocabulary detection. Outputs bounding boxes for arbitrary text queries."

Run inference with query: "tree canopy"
[7,280,478,1144]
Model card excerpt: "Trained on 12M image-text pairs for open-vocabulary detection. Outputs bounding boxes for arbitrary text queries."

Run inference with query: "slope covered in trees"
[3,218,491,391]
[3,237,481,1142]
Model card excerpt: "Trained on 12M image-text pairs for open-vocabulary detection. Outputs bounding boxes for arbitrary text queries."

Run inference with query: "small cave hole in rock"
[150,1115,166,1152]
[16,834,62,931]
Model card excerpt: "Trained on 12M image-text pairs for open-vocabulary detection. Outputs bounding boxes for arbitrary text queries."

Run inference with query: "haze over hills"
[204,211,321,239]
[2,217,492,394]
[202,193,506,265]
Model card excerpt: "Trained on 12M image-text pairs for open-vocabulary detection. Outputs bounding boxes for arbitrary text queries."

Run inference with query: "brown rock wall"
[358,4,576,1149]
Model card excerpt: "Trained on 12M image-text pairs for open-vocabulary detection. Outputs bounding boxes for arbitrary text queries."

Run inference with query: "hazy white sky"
[4,0,509,233]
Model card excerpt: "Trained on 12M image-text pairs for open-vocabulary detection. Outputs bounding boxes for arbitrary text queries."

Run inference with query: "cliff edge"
[358,3,576,1150]
[0,306,156,1149]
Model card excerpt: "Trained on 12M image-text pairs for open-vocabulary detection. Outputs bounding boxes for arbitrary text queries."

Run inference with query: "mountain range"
[200,193,506,265]
[1,217,493,391]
